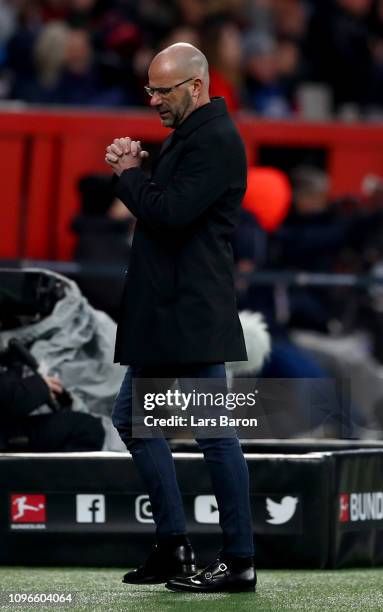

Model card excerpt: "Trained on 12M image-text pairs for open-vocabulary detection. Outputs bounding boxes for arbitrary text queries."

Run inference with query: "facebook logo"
[76,495,106,523]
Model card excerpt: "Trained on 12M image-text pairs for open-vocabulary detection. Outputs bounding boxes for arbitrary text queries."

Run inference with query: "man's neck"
[178,97,211,127]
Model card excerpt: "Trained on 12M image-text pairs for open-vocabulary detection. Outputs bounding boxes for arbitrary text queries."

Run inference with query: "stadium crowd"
[1,0,383,118]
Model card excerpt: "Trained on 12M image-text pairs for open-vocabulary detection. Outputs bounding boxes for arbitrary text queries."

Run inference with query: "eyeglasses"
[144,77,195,97]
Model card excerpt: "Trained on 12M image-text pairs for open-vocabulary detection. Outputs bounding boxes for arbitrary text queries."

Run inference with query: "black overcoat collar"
[157,97,228,159]
[174,96,228,139]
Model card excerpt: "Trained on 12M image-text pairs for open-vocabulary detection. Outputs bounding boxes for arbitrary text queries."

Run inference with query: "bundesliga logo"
[339,493,350,522]
[10,494,46,525]
[339,492,383,523]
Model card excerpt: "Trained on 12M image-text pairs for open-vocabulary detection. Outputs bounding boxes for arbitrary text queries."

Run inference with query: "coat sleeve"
[114,136,229,230]
[0,370,51,417]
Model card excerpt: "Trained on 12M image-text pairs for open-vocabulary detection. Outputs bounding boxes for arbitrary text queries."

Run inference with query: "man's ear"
[192,78,203,97]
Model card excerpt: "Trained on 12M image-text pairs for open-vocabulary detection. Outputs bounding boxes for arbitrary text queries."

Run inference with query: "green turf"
[0,567,382,612]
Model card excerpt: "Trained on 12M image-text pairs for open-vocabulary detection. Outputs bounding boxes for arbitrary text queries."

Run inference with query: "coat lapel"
[158,132,177,159]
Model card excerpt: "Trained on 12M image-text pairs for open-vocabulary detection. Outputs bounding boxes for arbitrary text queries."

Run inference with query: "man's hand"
[105,137,149,176]
[42,374,63,403]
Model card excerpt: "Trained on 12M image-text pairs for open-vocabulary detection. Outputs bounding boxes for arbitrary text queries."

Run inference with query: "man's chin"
[159,114,175,128]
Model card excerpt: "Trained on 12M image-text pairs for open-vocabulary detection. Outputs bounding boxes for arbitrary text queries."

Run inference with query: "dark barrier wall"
[1,110,383,260]
[245,453,331,569]
[1,450,383,568]
[331,450,383,568]
[0,451,330,568]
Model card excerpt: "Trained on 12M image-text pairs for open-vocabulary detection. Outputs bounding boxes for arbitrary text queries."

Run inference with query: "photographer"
[0,351,105,452]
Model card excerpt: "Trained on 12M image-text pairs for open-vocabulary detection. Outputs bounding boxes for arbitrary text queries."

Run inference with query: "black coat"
[113,97,248,365]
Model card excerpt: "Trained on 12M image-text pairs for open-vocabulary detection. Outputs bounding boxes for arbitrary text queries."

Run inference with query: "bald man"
[105,44,256,594]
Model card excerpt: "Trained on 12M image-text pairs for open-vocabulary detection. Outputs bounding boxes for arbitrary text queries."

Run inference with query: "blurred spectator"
[265,165,383,333]
[201,17,243,111]
[0,365,105,452]
[242,0,275,32]
[232,210,268,293]
[276,38,303,107]
[11,21,68,102]
[0,1,16,46]
[55,26,117,105]
[273,0,308,41]
[268,167,355,331]
[71,174,135,320]
[5,0,41,91]
[243,31,293,116]
[269,166,351,272]
[1,0,383,117]
[306,0,373,113]
[11,22,127,105]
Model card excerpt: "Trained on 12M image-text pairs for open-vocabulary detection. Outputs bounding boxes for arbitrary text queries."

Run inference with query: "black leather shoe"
[122,538,196,584]
[166,557,256,593]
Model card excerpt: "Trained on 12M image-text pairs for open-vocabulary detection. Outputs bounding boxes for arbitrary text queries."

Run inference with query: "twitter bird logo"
[266,496,299,525]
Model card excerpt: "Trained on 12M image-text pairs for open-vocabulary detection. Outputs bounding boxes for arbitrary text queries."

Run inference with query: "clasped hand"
[105,137,149,176]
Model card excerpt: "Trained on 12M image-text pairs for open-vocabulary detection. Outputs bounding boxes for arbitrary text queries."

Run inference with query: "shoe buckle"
[218,563,227,572]
[204,572,212,580]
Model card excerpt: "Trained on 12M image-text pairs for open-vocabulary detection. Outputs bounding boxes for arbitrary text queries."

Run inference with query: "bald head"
[150,43,209,90]
[148,43,210,128]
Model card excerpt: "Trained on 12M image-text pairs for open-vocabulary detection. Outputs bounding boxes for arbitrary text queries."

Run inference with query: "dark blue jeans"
[112,363,254,557]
